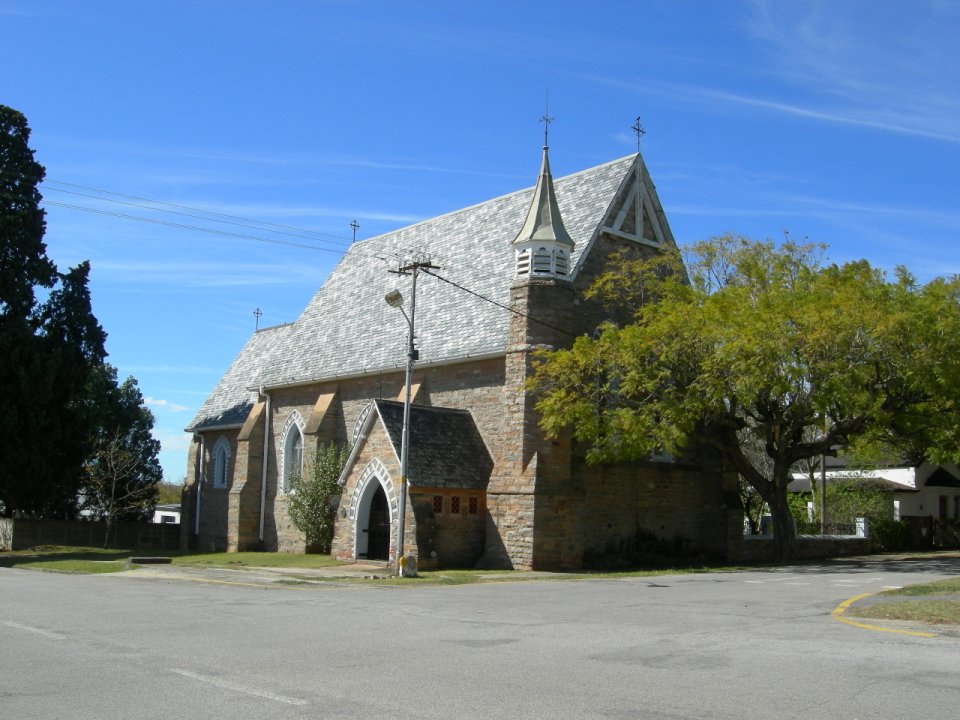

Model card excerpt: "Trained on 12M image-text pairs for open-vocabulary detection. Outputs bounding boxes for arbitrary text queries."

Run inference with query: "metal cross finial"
[253,307,263,330]
[631,116,646,153]
[350,219,359,243]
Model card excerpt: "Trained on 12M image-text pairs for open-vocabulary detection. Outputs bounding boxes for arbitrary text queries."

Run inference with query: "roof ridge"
[352,154,637,249]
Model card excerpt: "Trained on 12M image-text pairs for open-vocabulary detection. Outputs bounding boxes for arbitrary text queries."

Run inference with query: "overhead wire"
[11,170,579,333]
[44,185,351,249]
[42,178,354,244]
[422,268,576,338]
[42,200,391,263]
[2,166,391,262]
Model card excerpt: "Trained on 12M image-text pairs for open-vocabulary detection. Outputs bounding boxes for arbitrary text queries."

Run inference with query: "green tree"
[156,482,184,505]
[288,442,348,553]
[0,105,109,517]
[532,235,960,560]
[0,105,55,320]
[81,369,163,545]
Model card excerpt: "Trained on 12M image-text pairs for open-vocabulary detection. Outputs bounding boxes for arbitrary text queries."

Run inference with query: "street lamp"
[384,283,417,577]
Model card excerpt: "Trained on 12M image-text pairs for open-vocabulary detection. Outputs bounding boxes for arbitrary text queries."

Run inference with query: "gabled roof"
[188,154,644,431]
[925,467,960,488]
[371,400,493,489]
[188,323,293,431]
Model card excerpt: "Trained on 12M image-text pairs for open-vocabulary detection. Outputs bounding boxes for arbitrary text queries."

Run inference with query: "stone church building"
[181,144,742,570]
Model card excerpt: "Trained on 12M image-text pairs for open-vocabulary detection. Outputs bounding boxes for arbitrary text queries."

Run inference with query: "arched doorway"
[366,485,390,560]
[356,480,391,561]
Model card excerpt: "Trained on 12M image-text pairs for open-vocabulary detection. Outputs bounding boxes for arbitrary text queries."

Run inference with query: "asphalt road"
[1,556,957,719]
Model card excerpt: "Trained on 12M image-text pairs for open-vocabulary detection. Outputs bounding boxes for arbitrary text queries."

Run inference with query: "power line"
[43,200,390,263]
[44,185,351,250]
[422,268,576,338]
[42,177,354,244]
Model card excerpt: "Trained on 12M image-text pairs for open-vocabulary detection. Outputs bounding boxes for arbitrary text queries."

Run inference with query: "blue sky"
[3,0,958,483]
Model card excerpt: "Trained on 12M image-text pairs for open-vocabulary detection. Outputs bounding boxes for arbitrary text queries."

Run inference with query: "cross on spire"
[253,307,263,330]
[541,94,553,148]
[631,116,646,154]
[350,219,359,243]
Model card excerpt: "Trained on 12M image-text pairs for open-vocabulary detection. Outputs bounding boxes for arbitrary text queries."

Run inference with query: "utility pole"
[385,255,440,576]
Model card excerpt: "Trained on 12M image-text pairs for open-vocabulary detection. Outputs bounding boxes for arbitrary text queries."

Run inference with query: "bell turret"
[512,145,574,278]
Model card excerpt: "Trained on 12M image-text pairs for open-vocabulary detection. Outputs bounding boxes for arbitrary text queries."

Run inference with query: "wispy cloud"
[145,397,191,413]
[126,365,219,375]
[741,0,960,142]
[38,134,524,180]
[693,88,960,144]
[89,259,332,287]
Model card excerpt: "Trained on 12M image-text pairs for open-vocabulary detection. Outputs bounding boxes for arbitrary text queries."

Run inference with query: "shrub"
[870,517,911,552]
[288,442,348,553]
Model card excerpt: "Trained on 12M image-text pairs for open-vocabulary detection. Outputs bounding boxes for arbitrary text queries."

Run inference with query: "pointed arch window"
[212,436,230,488]
[280,412,306,493]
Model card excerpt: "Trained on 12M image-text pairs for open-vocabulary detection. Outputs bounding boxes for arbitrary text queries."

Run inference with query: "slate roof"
[187,154,638,431]
[188,323,293,431]
[373,400,493,489]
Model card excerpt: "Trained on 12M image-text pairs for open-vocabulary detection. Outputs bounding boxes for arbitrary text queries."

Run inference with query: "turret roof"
[511,145,574,248]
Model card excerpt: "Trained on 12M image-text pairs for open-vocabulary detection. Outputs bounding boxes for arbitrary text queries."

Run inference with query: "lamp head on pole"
[384,289,404,308]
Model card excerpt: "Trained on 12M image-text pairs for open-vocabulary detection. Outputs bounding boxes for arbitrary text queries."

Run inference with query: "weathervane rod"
[631,115,645,154]
[540,92,553,148]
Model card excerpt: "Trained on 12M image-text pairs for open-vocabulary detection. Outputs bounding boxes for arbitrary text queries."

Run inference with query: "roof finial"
[350,219,359,244]
[253,307,263,331]
[540,93,553,148]
[631,115,645,154]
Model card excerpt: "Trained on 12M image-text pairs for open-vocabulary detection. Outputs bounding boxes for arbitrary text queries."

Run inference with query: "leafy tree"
[81,369,163,546]
[532,235,960,560]
[156,482,184,505]
[288,442,348,553]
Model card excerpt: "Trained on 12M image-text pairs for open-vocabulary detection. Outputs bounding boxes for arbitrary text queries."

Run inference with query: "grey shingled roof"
[374,400,493,489]
[188,154,637,431]
[187,323,292,431]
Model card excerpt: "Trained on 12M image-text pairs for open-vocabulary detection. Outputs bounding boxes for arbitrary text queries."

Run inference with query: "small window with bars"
[450,496,461,514]
[432,495,443,514]
[468,496,478,515]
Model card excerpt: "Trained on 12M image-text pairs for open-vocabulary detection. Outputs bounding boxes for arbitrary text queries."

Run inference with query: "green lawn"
[848,578,960,625]
[0,546,346,574]
[0,546,133,573]
[170,551,344,569]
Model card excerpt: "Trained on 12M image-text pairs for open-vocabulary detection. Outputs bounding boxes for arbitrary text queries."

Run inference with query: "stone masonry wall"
[199,430,238,552]
[266,361,507,554]
[330,421,410,563]
[577,460,733,566]
[411,489,486,569]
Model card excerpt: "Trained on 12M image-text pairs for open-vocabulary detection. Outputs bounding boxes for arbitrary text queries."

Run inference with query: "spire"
[512,144,574,248]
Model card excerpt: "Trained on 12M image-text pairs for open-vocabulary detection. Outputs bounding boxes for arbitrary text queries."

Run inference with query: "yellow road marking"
[832,592,937,638]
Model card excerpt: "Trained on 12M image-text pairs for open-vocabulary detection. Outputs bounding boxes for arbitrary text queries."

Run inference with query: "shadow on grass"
[0,546,133,569]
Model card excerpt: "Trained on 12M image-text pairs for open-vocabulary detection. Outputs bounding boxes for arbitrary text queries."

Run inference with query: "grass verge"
[0,546,132,574]
[169,551,344,569]
[849,599,960,625]
[847,578,960,625]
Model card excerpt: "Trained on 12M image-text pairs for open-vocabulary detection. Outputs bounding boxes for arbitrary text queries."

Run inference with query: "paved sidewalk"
[118,560,397,586]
